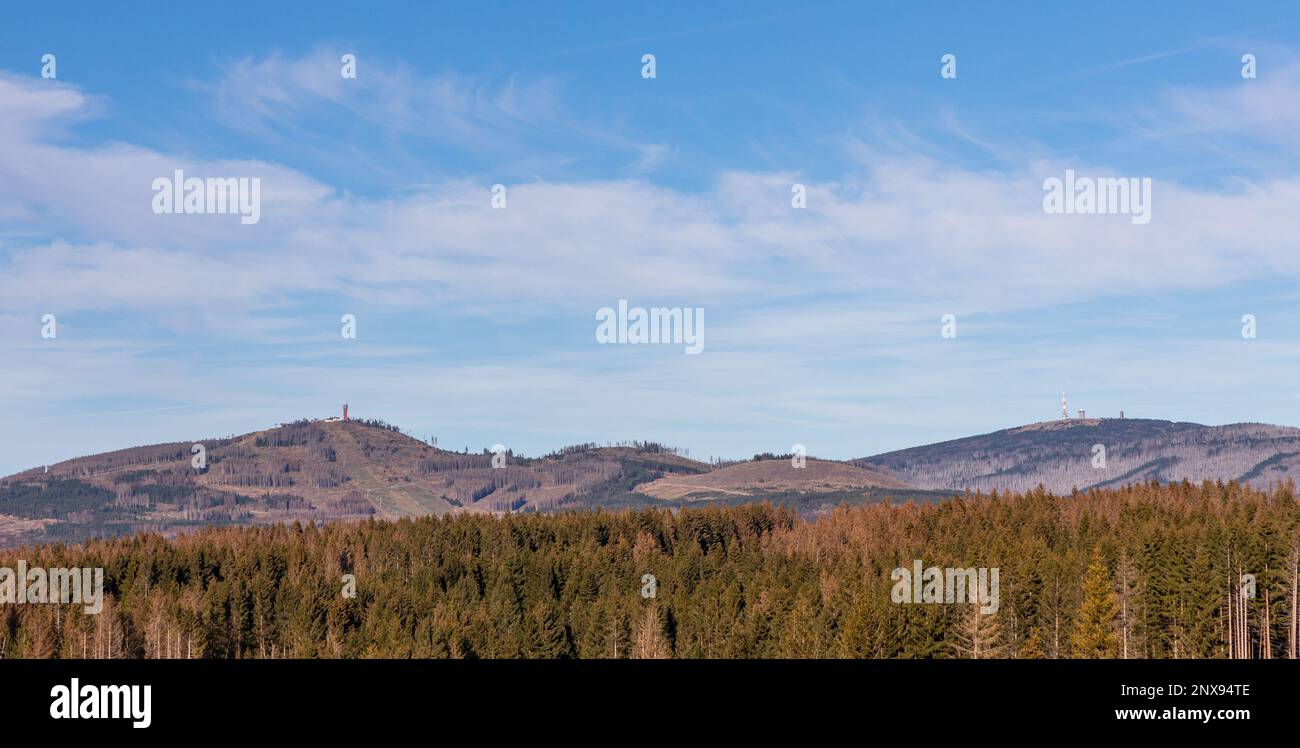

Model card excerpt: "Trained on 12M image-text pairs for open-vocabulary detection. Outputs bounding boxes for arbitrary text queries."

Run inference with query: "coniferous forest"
[2,479,1298,659]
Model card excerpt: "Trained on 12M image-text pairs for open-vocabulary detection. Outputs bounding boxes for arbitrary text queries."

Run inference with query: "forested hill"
[857,418,1300,494]
[9,415,1300,550]
[2,480,1296,659]
[0,418,710,548]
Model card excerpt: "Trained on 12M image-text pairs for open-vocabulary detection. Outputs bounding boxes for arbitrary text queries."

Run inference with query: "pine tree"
[1070,548,1120,658]
[1018,626,1046,659]
[606,601,632,659]
[631,604,670,659]
[1115,551,1141,659]
[779,590,825,658]
[524,601,572,658]
[952,604,1004,659]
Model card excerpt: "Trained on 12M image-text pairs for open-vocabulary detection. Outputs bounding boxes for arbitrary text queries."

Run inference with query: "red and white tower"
[1061,393,1067,420]
[343,403,349,421]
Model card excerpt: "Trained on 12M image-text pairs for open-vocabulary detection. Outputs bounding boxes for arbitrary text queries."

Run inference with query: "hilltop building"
[323,404,350,423]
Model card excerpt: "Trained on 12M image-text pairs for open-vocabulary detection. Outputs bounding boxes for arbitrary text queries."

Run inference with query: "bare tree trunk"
[1052,573,1061,658]
[1290,542,1299,659]
[1235,566,1249,660]
[1263,588,1272,659]
[1227,571,1237,659]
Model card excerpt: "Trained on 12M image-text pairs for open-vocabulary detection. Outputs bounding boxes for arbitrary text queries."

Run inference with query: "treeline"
[542,441,690,459]
[0,479,116,520]
[18,440,236,481]
[1,479,1298,659]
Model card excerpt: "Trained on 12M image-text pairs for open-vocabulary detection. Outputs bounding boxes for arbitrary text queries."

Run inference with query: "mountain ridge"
[856,417,1300,494]
[6,414,1300,548]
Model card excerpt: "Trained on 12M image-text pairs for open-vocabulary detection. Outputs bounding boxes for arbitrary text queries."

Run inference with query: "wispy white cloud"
[5,66,1300,326]
[5,52,1300,474]
[204,47,661,176]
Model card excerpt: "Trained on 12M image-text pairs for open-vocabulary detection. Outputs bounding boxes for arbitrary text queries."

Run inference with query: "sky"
[2,1,1300,475]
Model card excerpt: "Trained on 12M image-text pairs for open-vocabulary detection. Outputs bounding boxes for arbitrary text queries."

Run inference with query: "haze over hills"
[857,417,1300,494]
[6,413,1300,549]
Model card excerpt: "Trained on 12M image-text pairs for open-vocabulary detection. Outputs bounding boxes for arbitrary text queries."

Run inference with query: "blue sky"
[3,2,1300,475]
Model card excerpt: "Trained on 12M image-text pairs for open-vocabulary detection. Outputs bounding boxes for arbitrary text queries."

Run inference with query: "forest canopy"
[1,478,1296,659]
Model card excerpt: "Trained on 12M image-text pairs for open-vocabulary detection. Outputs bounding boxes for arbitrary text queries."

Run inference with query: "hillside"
[0,419,707,548]
[13,414,1300,550]
[636,457,911,500]
[857,418,1300,494]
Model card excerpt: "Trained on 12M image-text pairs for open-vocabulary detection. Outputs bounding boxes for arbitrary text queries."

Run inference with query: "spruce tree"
[1018,626,1046,659]
[1070,547,1120,658]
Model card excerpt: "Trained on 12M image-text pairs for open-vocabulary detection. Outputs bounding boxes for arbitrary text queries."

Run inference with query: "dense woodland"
[2,479,1298,659]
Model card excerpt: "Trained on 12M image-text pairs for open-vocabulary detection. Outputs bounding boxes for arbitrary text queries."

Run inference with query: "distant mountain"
[9,414,1299,549]
[0,419,708,548]
[636,457,911,500]
[856,418,1300,494]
